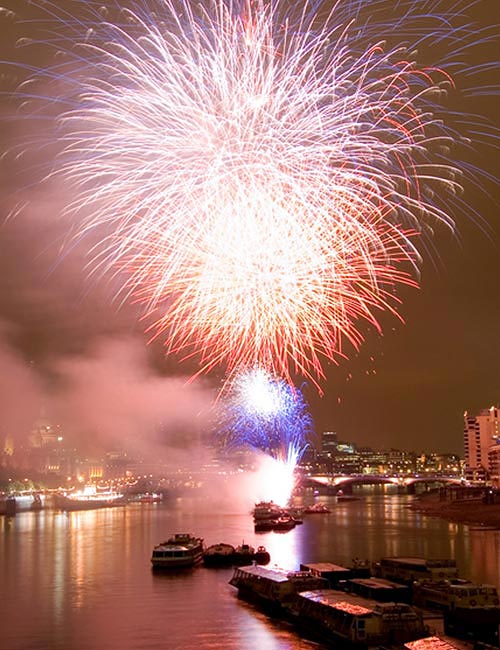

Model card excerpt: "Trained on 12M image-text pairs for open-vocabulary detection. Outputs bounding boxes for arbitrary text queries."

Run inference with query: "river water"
[2,489,500,650]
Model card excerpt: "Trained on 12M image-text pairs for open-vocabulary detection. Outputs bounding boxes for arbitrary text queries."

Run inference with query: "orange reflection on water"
[468,529,500,586]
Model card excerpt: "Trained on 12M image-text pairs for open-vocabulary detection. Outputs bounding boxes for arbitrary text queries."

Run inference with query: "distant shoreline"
[409,493,500,529]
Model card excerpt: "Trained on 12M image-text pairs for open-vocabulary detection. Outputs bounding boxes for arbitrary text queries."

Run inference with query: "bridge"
[302,474,463,495]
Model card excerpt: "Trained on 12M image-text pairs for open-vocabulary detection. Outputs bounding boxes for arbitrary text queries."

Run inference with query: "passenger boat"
[291,589,427,647]
[151,533,204,569]
[229,565,328,614]
[53,487,126,511]
[253,500,282,518]
[373,556,458,585]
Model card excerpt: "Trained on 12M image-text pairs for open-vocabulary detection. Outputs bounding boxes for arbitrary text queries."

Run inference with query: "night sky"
[0,0,498,456]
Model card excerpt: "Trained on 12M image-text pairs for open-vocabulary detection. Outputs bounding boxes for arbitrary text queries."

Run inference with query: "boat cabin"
[413,579,500,611]
[299,562,352,587]
[374,557,458,584]
[346,576,412,603]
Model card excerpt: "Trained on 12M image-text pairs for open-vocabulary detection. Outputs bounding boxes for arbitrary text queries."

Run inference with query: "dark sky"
[0,0,498,456]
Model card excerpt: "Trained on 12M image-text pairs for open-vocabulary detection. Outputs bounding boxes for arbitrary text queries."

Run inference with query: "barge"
[203,542,270,567]
[291,589,428,648]
[229,565,428,647]
[412,579,500,646]
[373,557,459,585]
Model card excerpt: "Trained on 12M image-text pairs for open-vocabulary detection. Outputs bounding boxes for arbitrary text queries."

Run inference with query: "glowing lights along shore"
[6,0,495,391]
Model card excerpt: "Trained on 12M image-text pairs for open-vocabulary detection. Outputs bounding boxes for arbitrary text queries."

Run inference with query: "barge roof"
[297,588,379,615]
[233,565,311,583]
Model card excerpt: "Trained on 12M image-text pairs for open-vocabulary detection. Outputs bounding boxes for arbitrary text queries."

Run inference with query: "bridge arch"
[303,474,462,495]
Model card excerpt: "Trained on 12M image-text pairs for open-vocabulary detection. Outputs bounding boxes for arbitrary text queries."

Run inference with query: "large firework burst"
[5,0,495,388]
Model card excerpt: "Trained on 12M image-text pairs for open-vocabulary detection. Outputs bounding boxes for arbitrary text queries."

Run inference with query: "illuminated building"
[321,431,338,455]
[464,407,500,482]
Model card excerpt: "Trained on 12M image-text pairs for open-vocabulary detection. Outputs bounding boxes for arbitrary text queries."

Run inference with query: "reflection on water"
[1,493,500,650]
[469,529,500,585]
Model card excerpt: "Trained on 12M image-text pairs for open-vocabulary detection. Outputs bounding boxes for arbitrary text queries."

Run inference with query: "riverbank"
[409,493,500,528]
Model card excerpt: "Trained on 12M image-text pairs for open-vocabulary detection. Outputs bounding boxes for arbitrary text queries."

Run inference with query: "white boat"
[151,533,204,569]
[52,487,126,511]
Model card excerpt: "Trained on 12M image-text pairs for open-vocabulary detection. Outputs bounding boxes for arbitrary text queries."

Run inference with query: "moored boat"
[151,533,204,569]
[291,588,427,647]
[229,565,328,614]
[253,501,283,521]
[286,507,304,524]
[272,514,296,531]
[252,545,271,565]
[203,542,271,567]
[203,542,236,566]
[254,515,297,533]
[233,542,271,565]
[412,578,500,645]
[373,557,459,585]
[229,564,428,647]
[254,518,277,532]
[303,503,331,514]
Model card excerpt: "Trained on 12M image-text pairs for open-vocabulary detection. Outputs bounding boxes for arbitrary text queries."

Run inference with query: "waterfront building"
[488,441,500,487]
[464,406,500,482]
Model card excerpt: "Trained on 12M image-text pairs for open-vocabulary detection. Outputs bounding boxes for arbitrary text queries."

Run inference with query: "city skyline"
[0,0,499,456]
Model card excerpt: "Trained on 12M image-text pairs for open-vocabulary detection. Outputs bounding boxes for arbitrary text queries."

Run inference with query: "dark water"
[2,490,500,650]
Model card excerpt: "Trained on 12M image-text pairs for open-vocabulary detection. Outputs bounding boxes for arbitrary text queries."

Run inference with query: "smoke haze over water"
[0,330,216,462]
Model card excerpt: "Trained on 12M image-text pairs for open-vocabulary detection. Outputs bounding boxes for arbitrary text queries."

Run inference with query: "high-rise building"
[321,431,338,456]
[463,407,500,481]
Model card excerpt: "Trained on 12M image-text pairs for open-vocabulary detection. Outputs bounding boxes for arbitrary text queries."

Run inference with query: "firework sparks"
[217,367,313,504]
[6,0,495,388]
[219,367,312,463]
